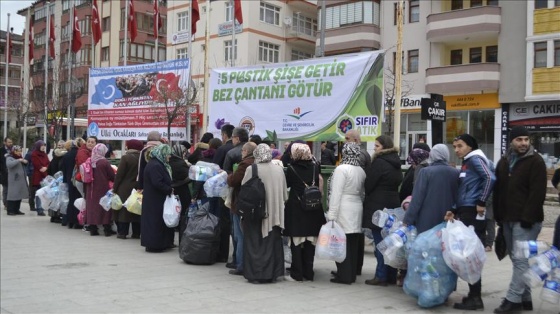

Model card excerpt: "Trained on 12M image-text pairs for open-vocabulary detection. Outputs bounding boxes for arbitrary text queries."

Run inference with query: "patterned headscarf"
[340,142,361,166]
[10,145,22,157]
[150,144,173,177]
[407,148,430,166]
[254,143,272,164]
[172,144,186,158]
[91,143,108,168]
[291,143,312,161]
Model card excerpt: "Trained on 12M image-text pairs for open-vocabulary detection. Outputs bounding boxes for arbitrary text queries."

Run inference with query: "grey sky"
[0,1,35,35]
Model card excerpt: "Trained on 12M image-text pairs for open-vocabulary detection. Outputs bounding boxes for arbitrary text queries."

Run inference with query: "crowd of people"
[0,124,558,312]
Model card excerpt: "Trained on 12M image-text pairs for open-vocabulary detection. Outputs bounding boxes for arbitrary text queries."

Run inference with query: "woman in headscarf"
[399,145,431,202]
[6,145,28,215]
[403,144,460,234]
[241,143,288,283]
[284,143,326,281]
[141,144,175,252]
[85,143,115,236]
[169,143,192,241]
[363,135,403,287]
[47,140,68,223]
[30,140,49,216]
[61,139,82,228]
[112,140,143,239]
[326,142,366,285]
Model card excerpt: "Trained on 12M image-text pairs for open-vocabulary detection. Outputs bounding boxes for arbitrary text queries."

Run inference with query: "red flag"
[153,0,162,38]
[71,7,82,53]
[49,15,55,58]
[192,0,200,35]
[29,20,34,61]
[92,0,101,45]
[234,0,243,25]
[128,0,137,42]
[6,32,12,64]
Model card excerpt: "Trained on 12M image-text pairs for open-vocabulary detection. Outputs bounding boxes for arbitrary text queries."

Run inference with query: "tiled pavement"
[1,202,559,314]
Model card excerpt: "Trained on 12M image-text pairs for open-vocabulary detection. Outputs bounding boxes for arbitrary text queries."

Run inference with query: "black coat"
[363,148,403,229]
[320,148,336,166]
[61,146,81,225]
[0,145,9,185]
[112,150,140,223]
[169,155,191,212]
[284,160,326,237]
[213,140,234,169]
[141,159,174,250]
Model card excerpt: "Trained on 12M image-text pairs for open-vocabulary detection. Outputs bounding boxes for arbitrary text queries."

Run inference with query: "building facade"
[0,30,24,134]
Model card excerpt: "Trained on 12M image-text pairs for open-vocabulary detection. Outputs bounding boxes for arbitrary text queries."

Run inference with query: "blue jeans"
[35,195,44,214]
[371,228,396,282]
[502,221,542,303]
[232,213,243,271]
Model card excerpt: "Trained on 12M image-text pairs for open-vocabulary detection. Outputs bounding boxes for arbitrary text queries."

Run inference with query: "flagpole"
[154,0,158,63]
[230,0,235,67]
[186,0,193,143]
[67,3,74,140]
[44,9,50,143]
[3,14,10,140]
[24,10,30,153]
[124,0,128,66]
[202,0,210,134]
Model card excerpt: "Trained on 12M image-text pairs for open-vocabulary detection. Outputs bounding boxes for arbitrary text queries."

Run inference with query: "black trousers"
[117,222,140,236]
[335,233,360,284]
[217,201,231,261]
[289,239,316,281]
[456,206,486,297]
[7,200,21,213]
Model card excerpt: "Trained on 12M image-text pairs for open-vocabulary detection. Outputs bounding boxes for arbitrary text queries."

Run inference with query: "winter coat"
[6,156,28,201]
[363,148,403,230]
[112,150,140,223]
[456,149,496,208]
[326,164,366,234]
[169,154,191,212]
[284,160,326,237]
[227,156,254,214]
[24,151,33,177]
[320,148,336,166]
[85,158,115,225]
[213,140,234,169]
[187,142,209,165]
[358,147,372,171]
[47,148,67,176]
[223,142,245,173]
[399,162,429,202]
[31,150,49,186]
[0,145,9,185]
[493,147,547,224]
[61,146,81,225]
[75,144,91,167]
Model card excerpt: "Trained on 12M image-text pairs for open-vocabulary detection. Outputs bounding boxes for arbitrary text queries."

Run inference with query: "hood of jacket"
[195,142,209,150]
[53,148,68,157]
[372,148,401,170]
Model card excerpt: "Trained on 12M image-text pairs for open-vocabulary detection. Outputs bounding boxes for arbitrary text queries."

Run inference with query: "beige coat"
[327,164,366,234]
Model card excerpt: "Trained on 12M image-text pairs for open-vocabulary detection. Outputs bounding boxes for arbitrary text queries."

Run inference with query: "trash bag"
[124,189,143,215]
[315,221,347,263]
[163,194,181,228]
[74,198,86,211]
[404,222,458,308]
[203,172,229,198]
[179,202,220,265]
[441,220,486,285]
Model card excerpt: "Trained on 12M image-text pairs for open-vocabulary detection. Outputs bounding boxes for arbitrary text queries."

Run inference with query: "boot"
[454,295,484,310]
[493,299,522,313]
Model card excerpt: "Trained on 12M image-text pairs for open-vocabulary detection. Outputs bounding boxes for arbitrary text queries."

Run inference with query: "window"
[76,45,92,64]
[101,47,109,61]
[177,12,188,32]
[392,51,404,74]
[554,40,560,66]
[102,17,110,32]
[62,22,71,41]
[34,32,46,47]
[556,0,560,7]
[394,3,398,25]
[225,1,232,22]
[79,16,92,35]
[451,49,463,65]
[35,7,47,20]
[322,1,380,29]
[258,41,279,63]
[535,0,548,9]
[120,40,161,62]
[451,0,463,10]
[486,46,498,62]
[470,47,482,63]
[177,48,188,59]
[293,14,317,36]
[534,42,547,68]
[408,49,419,73]
[260,2,280,26]
[488,0,499,5]
[409,0,419,23]
[470,0,483,7]
[291,50,312,61]
[224,39,237,62]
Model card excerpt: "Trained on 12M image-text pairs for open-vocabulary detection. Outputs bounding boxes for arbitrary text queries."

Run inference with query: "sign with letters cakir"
[421,98,447,122]
[87,60,191,140]
[208,51,385,142]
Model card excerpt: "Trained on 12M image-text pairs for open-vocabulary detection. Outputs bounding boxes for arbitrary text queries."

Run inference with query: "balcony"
[322,24,381,55]
[426,6,501,43]
[425,63,500,94]
[0,54,24,65]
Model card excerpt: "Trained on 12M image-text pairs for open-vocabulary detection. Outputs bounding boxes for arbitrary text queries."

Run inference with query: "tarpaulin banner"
[87,59,190,140]
[208,51,384,142]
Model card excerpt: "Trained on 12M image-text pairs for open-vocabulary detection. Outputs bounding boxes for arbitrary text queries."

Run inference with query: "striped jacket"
[457,149,496,208]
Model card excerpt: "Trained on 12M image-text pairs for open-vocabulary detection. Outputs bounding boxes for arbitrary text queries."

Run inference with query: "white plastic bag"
[163,194,181,227]
[441,220,487,285]
[99,190,114,211]
[111,193,123,210]
[74,198,86,212]
[315,221,347,263]
[203,172,229,197]
[124,189,143,215]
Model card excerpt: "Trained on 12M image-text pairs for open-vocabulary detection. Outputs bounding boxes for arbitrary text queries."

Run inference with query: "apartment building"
[18,0,167,139]
[0,30,24,134]
[166,0,318,140]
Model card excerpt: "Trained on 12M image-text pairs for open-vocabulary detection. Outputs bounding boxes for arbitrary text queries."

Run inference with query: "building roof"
[0,30,24,41]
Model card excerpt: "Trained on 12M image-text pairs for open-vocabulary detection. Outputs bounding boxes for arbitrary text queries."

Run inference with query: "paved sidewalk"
[1,202,558,314]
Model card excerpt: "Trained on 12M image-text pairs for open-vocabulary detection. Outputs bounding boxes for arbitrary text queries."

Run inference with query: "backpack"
[236,164,267,220]
[289,163,322,211]
[79,157,93,183]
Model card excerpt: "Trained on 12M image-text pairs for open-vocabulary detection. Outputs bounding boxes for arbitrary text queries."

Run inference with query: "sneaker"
[493,298,522,313]
[365,277,387,286]
[453,296,484,310]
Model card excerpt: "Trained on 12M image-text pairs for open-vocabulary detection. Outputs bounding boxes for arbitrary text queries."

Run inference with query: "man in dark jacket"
[320,141,336,165]
[0,137,13,210]
[223,127,249,174]
[492,126,547,313]
[213,124,235,169]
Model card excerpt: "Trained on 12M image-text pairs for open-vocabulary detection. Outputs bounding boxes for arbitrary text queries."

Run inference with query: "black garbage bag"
[179,203,220,265]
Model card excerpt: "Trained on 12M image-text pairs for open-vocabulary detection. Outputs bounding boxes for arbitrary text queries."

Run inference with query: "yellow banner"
[443,93,499,111]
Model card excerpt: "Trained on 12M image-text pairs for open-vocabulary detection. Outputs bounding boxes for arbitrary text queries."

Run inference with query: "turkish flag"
[128,0,138,42]
[29,20,34,61]
[92,0,101,45]
[49,15,55,58]
[192,0,200,35]
[234,0,243,24]
[71,7,82,53]
[153,0,162,38]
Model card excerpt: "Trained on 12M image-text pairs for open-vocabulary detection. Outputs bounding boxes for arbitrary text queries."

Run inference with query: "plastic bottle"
[529,247,560,273]
[524,263,549,287]
[514,240,549,258]
[420,252,440,299]
[540,268,560,304]
[381,220,402,238]
[372,210,390,228]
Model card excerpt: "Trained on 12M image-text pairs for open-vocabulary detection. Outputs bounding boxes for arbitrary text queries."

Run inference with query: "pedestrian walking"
[5,145,28,215]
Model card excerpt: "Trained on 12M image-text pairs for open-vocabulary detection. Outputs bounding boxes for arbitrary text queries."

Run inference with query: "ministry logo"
[286,107,312,120]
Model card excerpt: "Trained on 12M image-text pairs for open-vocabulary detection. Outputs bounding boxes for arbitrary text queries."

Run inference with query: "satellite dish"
[283,17,292,27]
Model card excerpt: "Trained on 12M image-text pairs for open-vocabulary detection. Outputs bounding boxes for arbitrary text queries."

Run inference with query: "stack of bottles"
[519,241,560,305]
[403,223,458,308]
[99,190,115,211]
[188,161,220,182]
[36,171,68,212]
[372,209,416,269]
[203,171,229,198]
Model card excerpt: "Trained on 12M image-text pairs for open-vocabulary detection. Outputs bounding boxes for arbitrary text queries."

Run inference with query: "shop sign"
[169,31,193,45]
[509,101,560,121]
[501,104,509,156]
[385,94,429,111]
[443,93,499,110]
[421,98,446,121]
[218,22,242,37]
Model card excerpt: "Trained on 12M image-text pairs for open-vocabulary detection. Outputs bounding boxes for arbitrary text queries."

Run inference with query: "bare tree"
[384,67,414,137]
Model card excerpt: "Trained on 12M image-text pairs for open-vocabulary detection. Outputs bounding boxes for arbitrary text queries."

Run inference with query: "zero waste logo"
[286,107,312,120]
[336,114,355,138]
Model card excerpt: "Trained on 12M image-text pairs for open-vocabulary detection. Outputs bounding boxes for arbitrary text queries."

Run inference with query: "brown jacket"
[227,156,254,214]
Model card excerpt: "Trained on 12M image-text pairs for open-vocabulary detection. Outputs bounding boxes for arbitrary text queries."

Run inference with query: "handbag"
[495,226,507,261]
[289,164,322,211]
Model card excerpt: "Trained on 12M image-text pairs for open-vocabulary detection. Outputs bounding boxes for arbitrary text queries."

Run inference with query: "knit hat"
[510,126,529,140]
[126,139,144,151]
[454,134,478,150]
[412,142,431,152]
